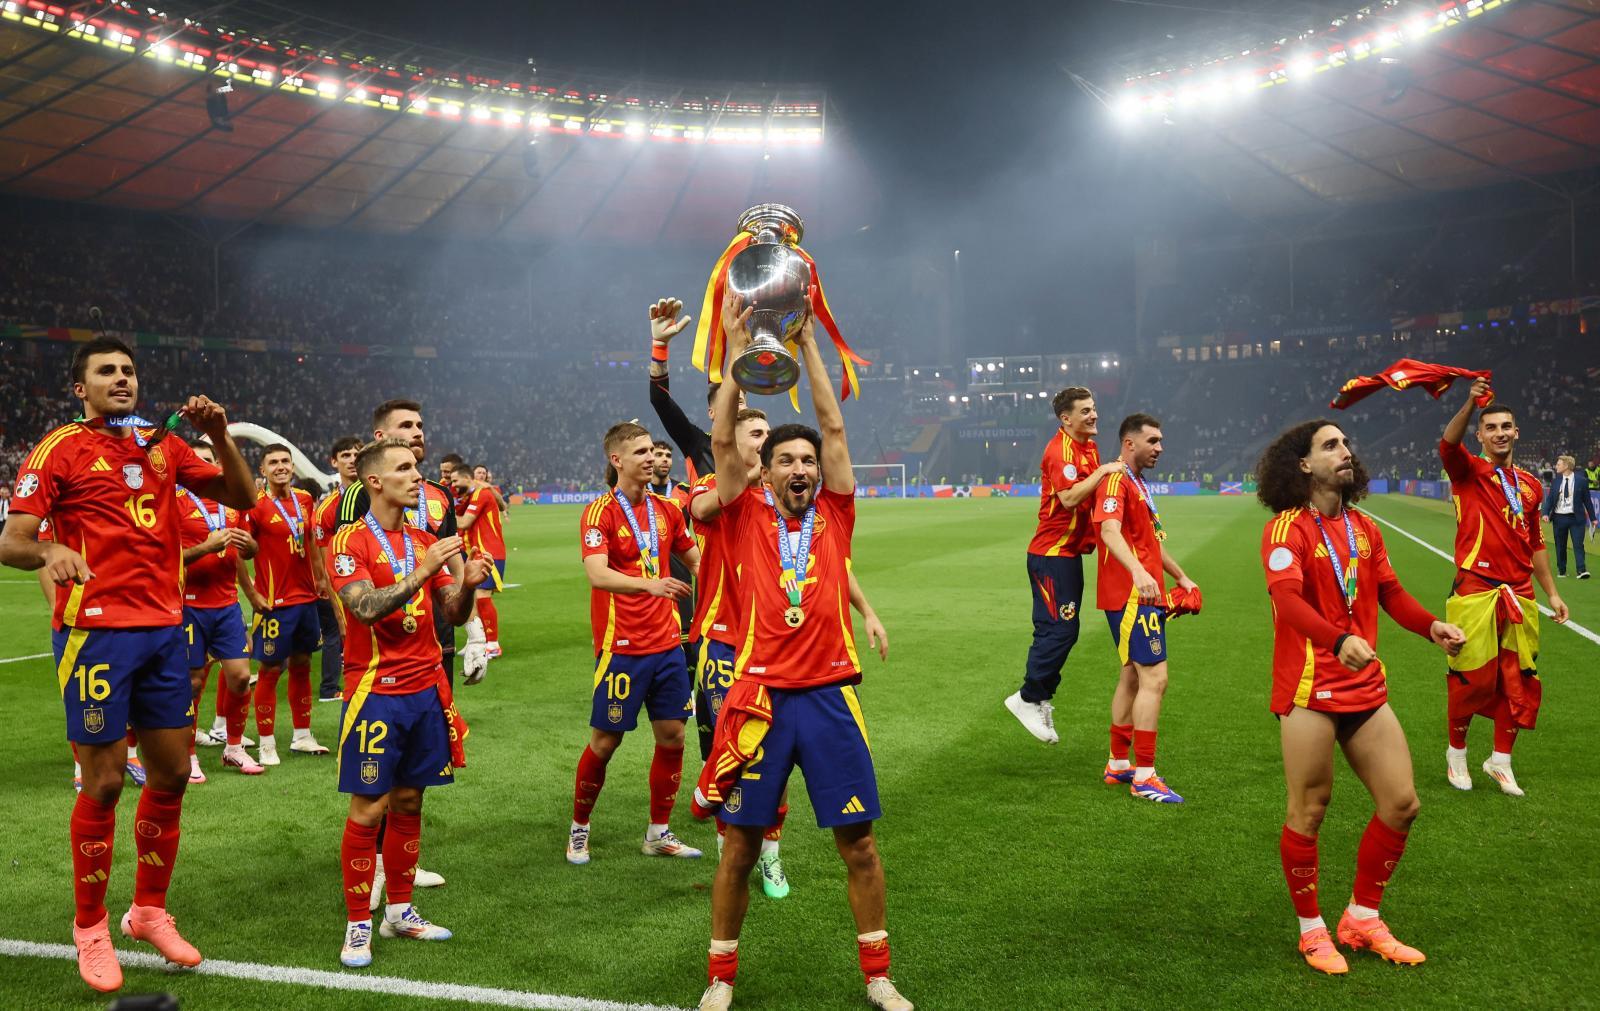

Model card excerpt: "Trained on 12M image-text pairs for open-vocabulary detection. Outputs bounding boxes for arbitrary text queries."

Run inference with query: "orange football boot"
[1336,911,1425,965]
[1297,926,1349,975]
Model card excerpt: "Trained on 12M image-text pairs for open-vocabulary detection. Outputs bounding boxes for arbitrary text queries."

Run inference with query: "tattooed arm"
[338,535,464,626]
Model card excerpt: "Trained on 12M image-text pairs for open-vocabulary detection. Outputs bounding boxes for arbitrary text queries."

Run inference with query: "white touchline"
[0,939,691,1011]
[0,652,51,665]
[1365,506,1600,649]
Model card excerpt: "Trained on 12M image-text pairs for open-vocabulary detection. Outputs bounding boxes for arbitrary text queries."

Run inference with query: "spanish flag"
[690,226,868,404]
[1330,358,1493,410]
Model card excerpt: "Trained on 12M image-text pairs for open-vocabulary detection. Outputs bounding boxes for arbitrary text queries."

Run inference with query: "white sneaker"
[1004,691,1058,744]
[339,919,373,968]
[1482,759,1525,796]
[414,868,445,888]
[1446,749,1472,790]
[369,859,387,913]
[290,733,330,755]
[486,641,503,659]
[239,733,256,748]
[195,728,223,748]
[188,754,207,784]
[222,744,264,775]
[258,738,280,766]
[642,829,703,859]
[567,823,592,865]
[699,979,734,1011]
[867,976,914,1011]
[379,904,452,941]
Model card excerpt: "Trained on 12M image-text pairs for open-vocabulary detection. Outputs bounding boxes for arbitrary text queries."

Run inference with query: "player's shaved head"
[1480,404,1515,424]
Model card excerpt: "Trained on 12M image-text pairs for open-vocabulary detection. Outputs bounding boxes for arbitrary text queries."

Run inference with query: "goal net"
[851,463,907,498]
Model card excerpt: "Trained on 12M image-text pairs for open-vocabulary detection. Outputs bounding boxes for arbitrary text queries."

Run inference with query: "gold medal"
[783,605,805,628]
[401,614,419,634]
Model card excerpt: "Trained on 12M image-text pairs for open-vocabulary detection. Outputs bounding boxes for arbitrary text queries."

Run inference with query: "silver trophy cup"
[726,204,810,395]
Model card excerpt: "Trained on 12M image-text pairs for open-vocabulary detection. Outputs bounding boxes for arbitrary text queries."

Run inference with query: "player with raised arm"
[569,422,704,864]
[328,437,490,968]
[1439,378,1567,795]
[1093,413,1200,803]
[0,336,257,992]
[178,441,263,779]
[695,293,911,1011]
[1256,420,1465,975]
[452,463,507,665]
[1005,387,1121,745]
[314,437,362,703]
[242,444,332,764]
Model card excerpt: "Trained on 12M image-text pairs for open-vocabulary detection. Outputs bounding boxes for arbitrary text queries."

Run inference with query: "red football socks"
[1109,723,1134,762]
[131,788,184,909]
[341,819,379,921]
[287,660,313,731]
[253,666,282,737]
[1448,716,1471,750]
[764,803,788,843]
[1491,697,1519,755]
[478,598,499,641]
[649,745,684,824]
[573,745,608,824]
[212,665,225,717]
[1133,729,1158,769]
[708,942,739,985]
[1279,825,1321,919]
[226,681,249,746]
[857,931,891,982]
[383,811,422,906]
[70,793,117,928]
[1352,813,1408,910]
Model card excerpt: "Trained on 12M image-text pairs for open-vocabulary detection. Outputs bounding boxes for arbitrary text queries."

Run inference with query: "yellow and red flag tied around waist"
[1329,357,1494,410]
[690,229,869,405]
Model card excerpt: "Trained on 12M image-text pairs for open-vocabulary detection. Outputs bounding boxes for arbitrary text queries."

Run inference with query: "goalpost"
[851,463,907,498]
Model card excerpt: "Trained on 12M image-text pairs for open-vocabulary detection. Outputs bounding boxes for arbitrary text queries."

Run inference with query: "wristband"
[1333,633,1351,656]
[651,342,669,363]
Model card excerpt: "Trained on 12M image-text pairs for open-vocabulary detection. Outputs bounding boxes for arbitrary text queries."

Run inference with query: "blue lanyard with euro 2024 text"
[1311,508,1359,613]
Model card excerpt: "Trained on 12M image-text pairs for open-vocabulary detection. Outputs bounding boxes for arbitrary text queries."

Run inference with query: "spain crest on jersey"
[147,444,167,475]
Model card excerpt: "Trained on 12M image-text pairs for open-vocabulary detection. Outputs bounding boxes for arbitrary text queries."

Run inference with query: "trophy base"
[729,347,801,396]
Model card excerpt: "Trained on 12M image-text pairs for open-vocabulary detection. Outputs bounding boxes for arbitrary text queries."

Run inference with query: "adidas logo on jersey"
[90,457,111,472]
[841,796,867,815]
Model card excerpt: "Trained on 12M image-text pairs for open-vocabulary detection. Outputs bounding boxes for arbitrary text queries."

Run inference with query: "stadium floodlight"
[624,122,644,138]
[1100,359,1109,368]
[502,110,522,125]
[471,106,490,120]
[1405,15,1429,38]
[1176,85,1201,108]
[947,395,957,403]
[531,114,550,128]
[912,369,920,376]
[960,395,970,403]
[684,127,704,141]
[1233,72,1256,97]
[317,80,338,98]
[1115,93,1141,123]
[411,99,429,113]
[1058,362,1068,371]
[564,118,582,130]
[593,121,612,133]
[354,87,368,101]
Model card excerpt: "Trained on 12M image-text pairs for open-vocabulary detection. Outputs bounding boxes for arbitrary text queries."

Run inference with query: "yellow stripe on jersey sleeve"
[26,424,80,470]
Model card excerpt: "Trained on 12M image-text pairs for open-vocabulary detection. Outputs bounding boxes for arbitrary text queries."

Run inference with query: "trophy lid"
[737,204,804,244]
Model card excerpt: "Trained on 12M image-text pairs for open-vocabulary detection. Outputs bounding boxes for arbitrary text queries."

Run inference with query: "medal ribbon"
[613,488,659,578]
[182,488,225,532]
[404,481,429,530]
[764,487,816,608]
[270,490,305,550]
[1124,465,1166,540]
[1493,466,1526,530]
[362,511,415,579]
[1311,508,1359,614]
[85,412,181,448]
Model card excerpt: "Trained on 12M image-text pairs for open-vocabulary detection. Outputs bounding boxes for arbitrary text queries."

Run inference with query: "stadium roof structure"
[0,0,877,242]
[1084,0,1600,217]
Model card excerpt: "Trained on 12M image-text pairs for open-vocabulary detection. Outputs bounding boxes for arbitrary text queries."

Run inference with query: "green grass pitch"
[1,495,1595,1010]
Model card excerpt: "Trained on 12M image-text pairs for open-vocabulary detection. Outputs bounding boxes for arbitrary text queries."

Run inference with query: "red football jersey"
[10,424,221,630]
[243,488,320,608]
[1440,440,1544,594]
[329,521,453,695]
[686,475,750,647]
[1262,507,1405,714]
[1092,468,1166,611]
[724,486,860,689]
[1028,429,1101,557]
[461,486,506,561]
[177,487,244,609]
[312,488,344,549]
[581,490,695,656]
